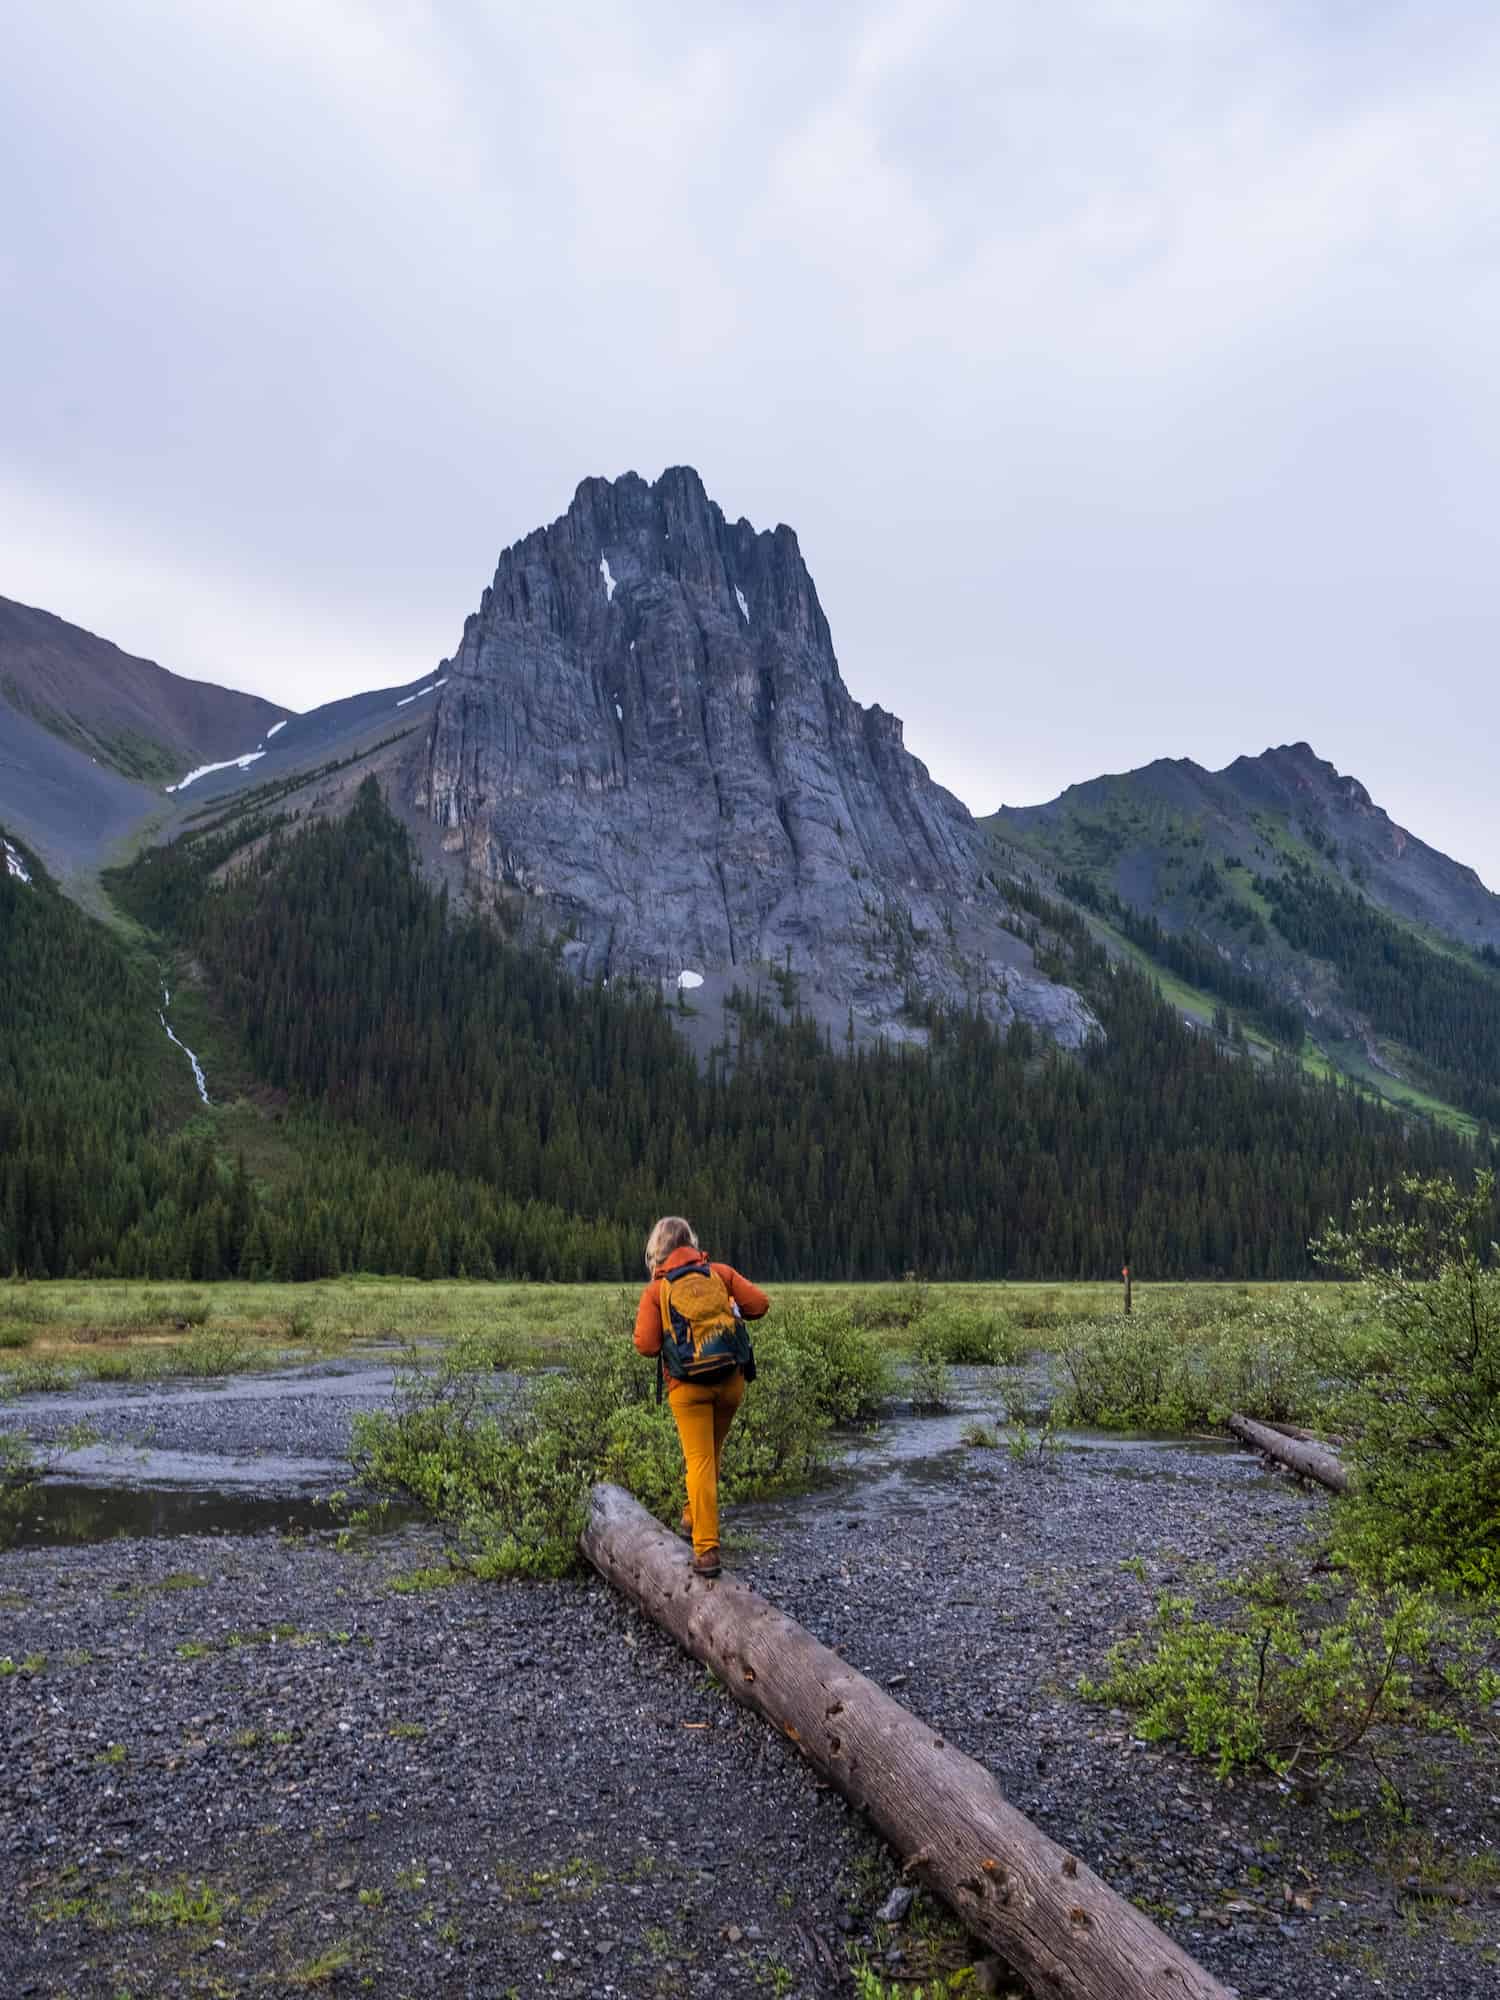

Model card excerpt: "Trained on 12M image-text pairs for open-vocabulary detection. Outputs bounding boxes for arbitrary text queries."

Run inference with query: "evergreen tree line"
[1257,861,1500,1124]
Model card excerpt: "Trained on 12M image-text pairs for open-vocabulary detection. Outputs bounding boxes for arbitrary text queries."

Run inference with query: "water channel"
[0,1359,1264,1554]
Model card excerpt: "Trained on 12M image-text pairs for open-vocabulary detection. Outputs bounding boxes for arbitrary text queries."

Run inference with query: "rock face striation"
[413,467,1091,1043]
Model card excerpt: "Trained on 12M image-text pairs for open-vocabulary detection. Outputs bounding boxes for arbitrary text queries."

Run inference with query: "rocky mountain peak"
[1251,742,1372,808]
[412,468,1090,1045]
[465,465,833,669]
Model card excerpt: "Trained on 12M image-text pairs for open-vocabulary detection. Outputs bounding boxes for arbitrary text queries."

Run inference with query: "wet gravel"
[2,1370,1498,1998]
[0,1361,397,1466]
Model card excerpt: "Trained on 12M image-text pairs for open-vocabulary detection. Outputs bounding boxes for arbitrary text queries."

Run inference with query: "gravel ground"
[2,1369,1498,1999]
[0,1362,398,1467]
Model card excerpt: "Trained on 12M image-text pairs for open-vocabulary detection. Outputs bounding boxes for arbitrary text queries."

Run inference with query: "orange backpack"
[656,1261,753,1396]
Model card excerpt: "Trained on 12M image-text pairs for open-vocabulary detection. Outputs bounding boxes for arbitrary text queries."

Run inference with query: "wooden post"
[1227,1413,1350,1494]
[581,1482,1233,2000]
[1122,1262,1132,1316]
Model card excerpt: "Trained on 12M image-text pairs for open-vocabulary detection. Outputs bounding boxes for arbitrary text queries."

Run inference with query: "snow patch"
[735,587,749,622]
[266,718,288,738]
[614,701,623,721]
[4,839,32,885]
[158,987,209,1105]
[397,677,448,709]
[677,969,704,991]
[599,555,617,602]
[165,751,266,794]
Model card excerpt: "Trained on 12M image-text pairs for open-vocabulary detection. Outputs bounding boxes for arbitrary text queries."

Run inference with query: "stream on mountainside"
[157,983,210,1103]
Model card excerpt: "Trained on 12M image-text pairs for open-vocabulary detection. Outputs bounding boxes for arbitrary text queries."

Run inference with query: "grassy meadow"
[0,1272,1340,1390]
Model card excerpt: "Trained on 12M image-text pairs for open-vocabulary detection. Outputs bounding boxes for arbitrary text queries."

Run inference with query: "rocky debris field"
[2,1371,1498,1998]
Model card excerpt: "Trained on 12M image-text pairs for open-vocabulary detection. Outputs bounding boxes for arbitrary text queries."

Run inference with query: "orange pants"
[669,1370,745,1557]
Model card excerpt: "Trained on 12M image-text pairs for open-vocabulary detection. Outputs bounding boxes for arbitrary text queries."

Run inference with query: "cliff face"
[413,467,1090,1043]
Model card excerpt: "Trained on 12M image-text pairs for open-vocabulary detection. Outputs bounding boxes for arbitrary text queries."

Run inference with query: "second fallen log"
[1227,1412,1350,1493]
[580,1481,1233,2000]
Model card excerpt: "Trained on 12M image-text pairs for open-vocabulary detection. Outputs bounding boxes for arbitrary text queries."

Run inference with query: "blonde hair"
[645,1215,698,1273]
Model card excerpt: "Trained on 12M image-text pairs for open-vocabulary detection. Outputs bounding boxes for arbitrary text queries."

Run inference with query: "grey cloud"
[2,0,1497,884]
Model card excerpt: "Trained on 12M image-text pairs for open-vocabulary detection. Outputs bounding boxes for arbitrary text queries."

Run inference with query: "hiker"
[634,1216,769,1577]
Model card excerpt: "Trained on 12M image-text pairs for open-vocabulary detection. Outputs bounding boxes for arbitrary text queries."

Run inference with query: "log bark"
[580,1481,1233,2000]
[1227,1413,1350,1494]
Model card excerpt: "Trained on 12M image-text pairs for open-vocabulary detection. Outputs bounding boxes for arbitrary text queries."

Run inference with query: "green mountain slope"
[988,743,1500,1133]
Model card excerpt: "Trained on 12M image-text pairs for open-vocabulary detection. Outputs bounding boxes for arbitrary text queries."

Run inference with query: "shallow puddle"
[2,1481,357,1550]
[741,1406,1264,1537]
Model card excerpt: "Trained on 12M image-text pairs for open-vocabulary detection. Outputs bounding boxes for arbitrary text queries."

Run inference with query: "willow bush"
[350,1300,892,1579]
[1054,1289,1336,1431]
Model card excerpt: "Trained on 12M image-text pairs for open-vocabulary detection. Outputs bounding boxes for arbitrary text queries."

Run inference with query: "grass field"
[0,1274,1330,1388]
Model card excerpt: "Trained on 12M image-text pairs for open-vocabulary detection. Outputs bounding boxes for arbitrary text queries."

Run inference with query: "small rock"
[877,1886,914,1924]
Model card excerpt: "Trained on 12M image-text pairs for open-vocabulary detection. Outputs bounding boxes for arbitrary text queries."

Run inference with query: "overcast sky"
[4,2,1499,884]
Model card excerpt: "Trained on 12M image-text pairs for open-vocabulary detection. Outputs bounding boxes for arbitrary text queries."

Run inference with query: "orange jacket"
[634,1245,770,1392]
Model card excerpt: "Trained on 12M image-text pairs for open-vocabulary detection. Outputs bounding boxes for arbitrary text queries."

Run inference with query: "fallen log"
[1226,1413,1350,1494]
[580,1481,1233,2000]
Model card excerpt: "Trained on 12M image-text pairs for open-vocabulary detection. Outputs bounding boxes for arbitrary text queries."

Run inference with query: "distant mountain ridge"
[0,594,288,883]
[0,594,286,783]
[991,743,1500,1127]
[999,741,1500,949]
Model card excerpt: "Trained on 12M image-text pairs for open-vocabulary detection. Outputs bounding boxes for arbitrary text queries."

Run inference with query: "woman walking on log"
[634,1216,769,1578]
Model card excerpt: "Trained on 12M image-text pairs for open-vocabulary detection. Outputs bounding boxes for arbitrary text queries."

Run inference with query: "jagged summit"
[464,467,833,664]
[1225,741,1376,812]
[413,467,1090,1043]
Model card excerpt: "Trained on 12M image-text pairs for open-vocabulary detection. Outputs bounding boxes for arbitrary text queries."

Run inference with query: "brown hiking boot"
[677,1512,693,1542]
[692,1548,722,1578]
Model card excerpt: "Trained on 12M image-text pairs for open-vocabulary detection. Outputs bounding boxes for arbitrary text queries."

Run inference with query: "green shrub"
[159,1328,253,1377]
[1004,1402,1062,1467]
[1056,1292,1332,1431]
[1314,1171,1500,1593]
[921,1300,1025,1367]
[351,1302,893,1579]
[905,1323,951,1411]
[0,1358,73,1395]
[1082,1566,1500,1785]
[1,1433,36,1492]
[0,1291,54,1328]
[780,1302,894,1425]
[133,1290,211,1330]
[0,1324,34,1350]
